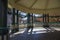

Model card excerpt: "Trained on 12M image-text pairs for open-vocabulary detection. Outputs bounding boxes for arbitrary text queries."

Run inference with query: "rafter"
[45,0,49,13]
[16,3,30,9]
[45,0,49,9]
[15,0,20,3]
[29,0,38,8]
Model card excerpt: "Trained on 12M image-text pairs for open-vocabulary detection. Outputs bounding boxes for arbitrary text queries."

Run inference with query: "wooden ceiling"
[8,0,60,14]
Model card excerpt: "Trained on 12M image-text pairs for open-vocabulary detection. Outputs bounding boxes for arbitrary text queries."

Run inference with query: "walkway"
[10,27,60,40]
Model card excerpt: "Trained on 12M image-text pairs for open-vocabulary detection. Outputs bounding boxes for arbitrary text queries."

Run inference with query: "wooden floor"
[10,28,60,40]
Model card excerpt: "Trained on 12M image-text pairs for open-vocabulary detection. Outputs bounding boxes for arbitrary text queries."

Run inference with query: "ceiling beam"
[45,0,50,9]
[45,0,49,13]
[16,3,30,9]
[15,0,20,3]
[29,0,38,8]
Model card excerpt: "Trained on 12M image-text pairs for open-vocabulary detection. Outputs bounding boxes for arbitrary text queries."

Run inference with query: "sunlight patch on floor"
[10,27,60,37]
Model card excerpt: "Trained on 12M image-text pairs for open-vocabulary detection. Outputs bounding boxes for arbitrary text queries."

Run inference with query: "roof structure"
[8,0,60,15]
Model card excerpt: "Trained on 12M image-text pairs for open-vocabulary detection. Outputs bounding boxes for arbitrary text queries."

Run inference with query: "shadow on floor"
[10,30,60,40]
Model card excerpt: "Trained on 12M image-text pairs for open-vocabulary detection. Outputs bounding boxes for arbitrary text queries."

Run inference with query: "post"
[43,14,44,23]
[15,10,19,32]
[12,8,15,26]
[12,9,19,33]
[31,13,33,27]
[0,0,8,40]
[46,14,49,23]
[12,8,15,33]
[27,13,30,26]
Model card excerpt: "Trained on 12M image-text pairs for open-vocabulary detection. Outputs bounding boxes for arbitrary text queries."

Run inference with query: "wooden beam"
[15,0,20,3]
[45,0,49,13]
[29,0,38,8]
